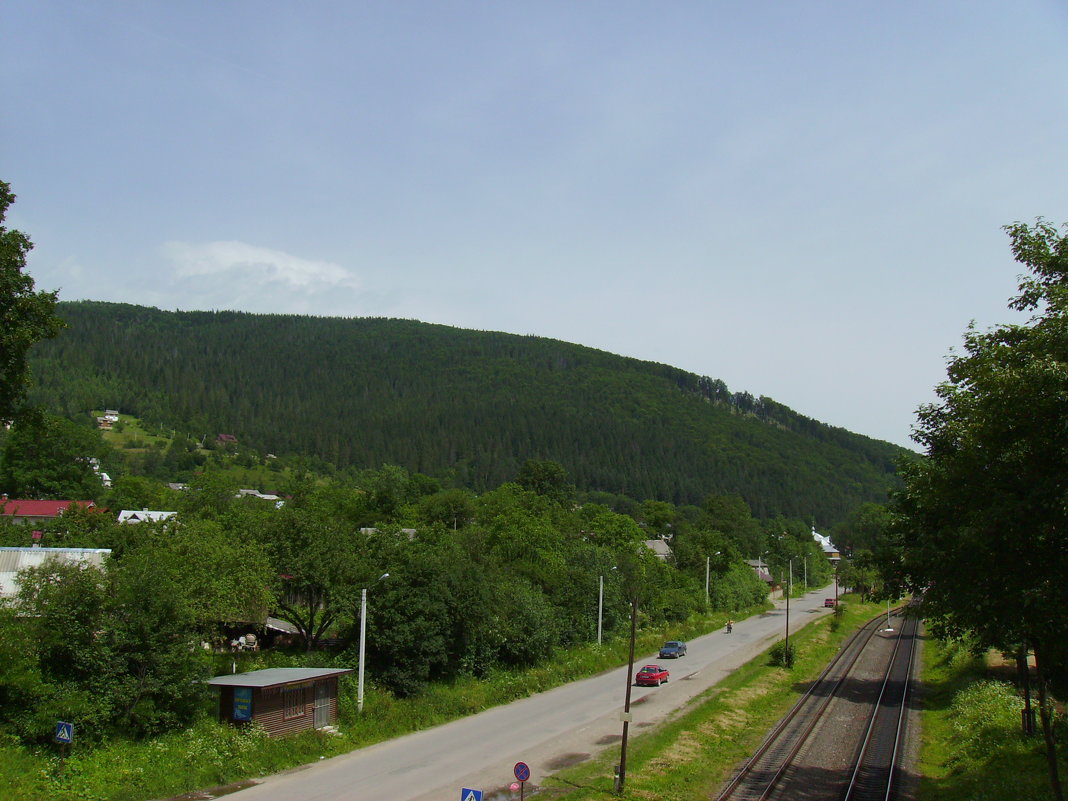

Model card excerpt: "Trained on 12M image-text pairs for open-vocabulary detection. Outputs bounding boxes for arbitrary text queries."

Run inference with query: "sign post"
[461,789,483,801]
[514,761,530,801]
[54,721,74,775]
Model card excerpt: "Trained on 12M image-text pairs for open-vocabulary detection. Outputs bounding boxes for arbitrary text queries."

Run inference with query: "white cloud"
[162,240,359,291]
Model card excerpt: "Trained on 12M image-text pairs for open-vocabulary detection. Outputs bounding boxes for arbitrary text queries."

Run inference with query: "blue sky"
[4,2,1067,448]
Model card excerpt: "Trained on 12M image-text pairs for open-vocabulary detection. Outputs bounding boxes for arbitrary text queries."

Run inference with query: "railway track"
[714,608,919,801]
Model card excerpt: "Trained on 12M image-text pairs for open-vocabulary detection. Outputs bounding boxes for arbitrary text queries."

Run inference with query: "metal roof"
[0,547,112,598]
[206,667,353,688]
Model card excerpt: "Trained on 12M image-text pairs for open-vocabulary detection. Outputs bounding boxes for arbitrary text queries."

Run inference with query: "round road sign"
[514,762,530,782]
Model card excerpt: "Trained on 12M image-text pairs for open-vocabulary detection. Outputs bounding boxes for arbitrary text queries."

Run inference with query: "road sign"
[461,788,483,801]
[54,721,74,744]
[513,762,530,782]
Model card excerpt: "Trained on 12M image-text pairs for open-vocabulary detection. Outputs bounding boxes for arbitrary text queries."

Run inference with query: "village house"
[0,497,96,526]
[117,509,177,524]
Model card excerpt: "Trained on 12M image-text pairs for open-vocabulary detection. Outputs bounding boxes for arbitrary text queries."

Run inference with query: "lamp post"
[704,551,720,606]
[598,566,617,646]
[598,574,604,645]
[357,572,389,713]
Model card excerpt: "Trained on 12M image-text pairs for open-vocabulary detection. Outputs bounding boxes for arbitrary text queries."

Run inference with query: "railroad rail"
[714,607,918,801]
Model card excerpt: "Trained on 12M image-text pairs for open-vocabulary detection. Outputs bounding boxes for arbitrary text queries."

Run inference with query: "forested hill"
[28,301,906,523]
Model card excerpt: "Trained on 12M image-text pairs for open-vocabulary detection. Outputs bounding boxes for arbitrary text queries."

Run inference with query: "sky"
[3,2,1067,449]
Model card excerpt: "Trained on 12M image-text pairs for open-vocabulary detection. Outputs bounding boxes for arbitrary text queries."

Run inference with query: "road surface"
[226,587,836,801]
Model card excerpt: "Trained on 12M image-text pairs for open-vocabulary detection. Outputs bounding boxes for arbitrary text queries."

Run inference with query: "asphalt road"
[226,587,836,801]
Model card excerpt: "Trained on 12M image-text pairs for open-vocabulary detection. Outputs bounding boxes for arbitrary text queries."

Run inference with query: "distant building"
[237,489,281,501]
[747,559,774,585]
[811,526,841,562]
[217,433,238,445]
[97,409,120,429]
[0,546,111,599]
[117,509,177,524]
[359,527,417,538]
[0,497,96,526]
[643,538,672,561]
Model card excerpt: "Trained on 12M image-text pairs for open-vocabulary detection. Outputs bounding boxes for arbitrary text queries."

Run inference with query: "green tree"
[889,219,1068,800]
[104,548,211,735]
[703,494,764,558]
[515,459,576,507]
[832,502,891,555]
[262,508,369,650]
[416,488,475,530]
[123,519,275,629]
[0,181,65,421]
[0,408,106,499]
[8,561,115,741]
[106,475,180,513]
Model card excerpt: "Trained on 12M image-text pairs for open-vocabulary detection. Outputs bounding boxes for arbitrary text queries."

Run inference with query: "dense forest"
[27,301,906,525]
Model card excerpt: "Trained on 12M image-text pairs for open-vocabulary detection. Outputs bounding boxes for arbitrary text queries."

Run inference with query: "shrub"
[768,640,795,668]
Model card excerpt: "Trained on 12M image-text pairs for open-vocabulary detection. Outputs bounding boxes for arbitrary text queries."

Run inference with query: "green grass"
[915,639,1068,801]
[97,413,172,452]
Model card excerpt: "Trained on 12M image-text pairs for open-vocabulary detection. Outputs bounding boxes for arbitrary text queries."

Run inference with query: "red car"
[635,664,669,687]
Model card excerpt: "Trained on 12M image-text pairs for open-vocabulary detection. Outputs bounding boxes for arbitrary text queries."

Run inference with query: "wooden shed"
[207,667,352,737]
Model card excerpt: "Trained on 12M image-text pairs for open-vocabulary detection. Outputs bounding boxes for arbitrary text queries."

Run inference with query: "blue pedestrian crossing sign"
[461,789,483,801]
[55,721,74,744]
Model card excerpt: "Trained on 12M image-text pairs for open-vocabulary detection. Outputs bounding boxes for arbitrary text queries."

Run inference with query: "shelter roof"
[206,667,352,688]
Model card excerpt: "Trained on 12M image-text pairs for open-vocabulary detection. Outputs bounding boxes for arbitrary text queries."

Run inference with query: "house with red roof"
[0,496,96,526]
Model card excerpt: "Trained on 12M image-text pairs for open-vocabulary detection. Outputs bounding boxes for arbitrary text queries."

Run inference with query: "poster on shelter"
[233,687,252,721]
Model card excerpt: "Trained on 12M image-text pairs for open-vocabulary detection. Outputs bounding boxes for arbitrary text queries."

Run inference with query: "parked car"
[824,598,837,607]
[635,664,670,686]
[659,640,687,658]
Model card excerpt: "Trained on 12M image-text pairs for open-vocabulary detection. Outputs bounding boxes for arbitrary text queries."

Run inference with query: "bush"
[769,640,795,668]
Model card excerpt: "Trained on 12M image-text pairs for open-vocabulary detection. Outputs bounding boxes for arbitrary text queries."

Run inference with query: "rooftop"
[206,667,353,688]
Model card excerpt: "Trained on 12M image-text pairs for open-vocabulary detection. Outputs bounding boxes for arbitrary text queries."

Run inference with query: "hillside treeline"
[0,460,833,743]
[27,301,905,524]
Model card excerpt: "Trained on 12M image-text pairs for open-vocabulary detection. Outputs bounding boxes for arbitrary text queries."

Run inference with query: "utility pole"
[785,559,792,664]
[615,596,638,794]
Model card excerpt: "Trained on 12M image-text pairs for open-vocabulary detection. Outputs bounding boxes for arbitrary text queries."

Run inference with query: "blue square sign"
[55,721,74,744]
[461,789,483,801]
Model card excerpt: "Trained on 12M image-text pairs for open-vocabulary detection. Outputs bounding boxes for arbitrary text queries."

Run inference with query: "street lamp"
[705,551,721,606]
[357,572,390,713]
[598,574,604,645]
[598,566,617,645]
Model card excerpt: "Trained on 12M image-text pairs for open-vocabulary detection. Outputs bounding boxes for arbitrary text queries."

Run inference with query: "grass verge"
[915,638,1067,801]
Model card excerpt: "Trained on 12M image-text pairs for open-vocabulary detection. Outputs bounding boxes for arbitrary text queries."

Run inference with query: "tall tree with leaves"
[889,219,1068,800]
[0,407,106,499]
[0,181,65,421]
